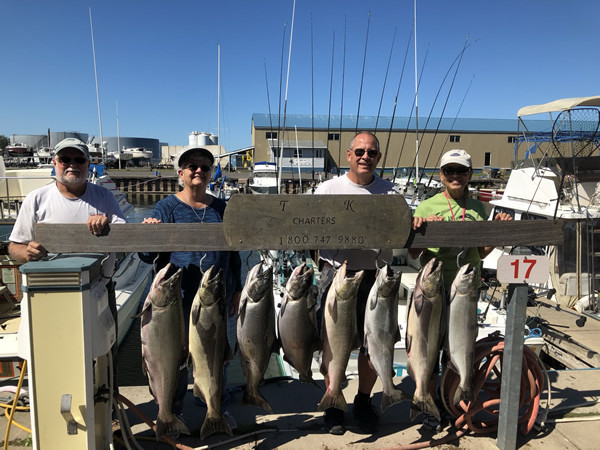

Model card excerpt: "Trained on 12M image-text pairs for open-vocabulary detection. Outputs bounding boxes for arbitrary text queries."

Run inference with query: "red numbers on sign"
[509,257,537,279]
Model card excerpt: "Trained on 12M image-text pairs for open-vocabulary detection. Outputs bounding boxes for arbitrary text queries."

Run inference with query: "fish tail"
[243,388,273,413]
[200,414,233,440]
[458,385,474,404]
[299,372,318,388]
[155,415,190,441]
[381,388,412,413]
[410,393,440,422]
[317,388,347,412]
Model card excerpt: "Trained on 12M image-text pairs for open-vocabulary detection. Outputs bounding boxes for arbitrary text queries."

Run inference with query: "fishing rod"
[405,39,471,185]
[376,26,403,179]
[277,0,296,193]
[338,16,347,174]
[374,27,398,135]
[417,37,471,183]
[355,10,371,133]
[326,30,335,179]
[89,7,104,161]
[392,43,429,184]
[264,59,275,149]
[311,13,315,182]
[276,22,287,169]
[424,73,475,188]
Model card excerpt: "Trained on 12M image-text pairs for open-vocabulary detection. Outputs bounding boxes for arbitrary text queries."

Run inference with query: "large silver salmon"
[188,266,233,440]
[405,258,445,421]
[364,265,410,412]
[277,263,320,384]
[447,263,479,403]
[318,262,364,412]
[236,262,278,412]
[140,263,190,440]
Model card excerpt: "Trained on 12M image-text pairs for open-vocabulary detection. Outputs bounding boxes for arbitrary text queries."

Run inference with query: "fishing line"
[355,9,372,133]
[338,15,347,171]
[310,13,315,181]
[276,22,287,161]
[263,59,275,150]
[418,38,471,184]
[381,25,412,179]
[374,26,397,135]
[326,29,336,178]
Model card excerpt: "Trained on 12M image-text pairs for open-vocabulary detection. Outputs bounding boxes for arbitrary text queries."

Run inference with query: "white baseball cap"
[54,138,90,159]
[440,149,471,168]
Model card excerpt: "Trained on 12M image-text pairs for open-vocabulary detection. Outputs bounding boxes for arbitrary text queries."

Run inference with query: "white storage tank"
[189,131,212,147]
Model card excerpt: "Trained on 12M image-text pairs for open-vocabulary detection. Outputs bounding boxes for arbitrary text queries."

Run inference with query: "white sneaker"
[223,410,237,430]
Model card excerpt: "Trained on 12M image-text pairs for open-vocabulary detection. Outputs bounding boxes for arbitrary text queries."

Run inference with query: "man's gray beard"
[56,172,87,187]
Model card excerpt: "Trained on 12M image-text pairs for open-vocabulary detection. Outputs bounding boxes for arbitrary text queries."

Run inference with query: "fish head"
[420,258,444,298]
[244,262,274,303]
[333,261,364,301]
[451,263,478,297]
[148,263,183,307]
[197,265,225,306]
[285,263,315,300]
[376,265,402,298]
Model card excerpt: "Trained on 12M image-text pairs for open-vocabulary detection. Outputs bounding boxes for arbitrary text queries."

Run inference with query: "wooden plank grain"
[33,219,566,253]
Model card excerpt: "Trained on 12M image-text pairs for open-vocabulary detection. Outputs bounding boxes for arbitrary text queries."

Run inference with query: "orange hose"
[442,334,545,436]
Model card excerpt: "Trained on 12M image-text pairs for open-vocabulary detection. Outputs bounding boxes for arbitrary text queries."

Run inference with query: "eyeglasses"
[353,148,379,158]
[184,163,212,172]
[57,155,88,165]
[442,166,471,176]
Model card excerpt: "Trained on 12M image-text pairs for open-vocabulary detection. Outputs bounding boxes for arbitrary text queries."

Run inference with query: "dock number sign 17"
[496,255,550,284]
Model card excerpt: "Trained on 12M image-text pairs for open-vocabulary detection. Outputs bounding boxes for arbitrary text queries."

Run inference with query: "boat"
[248,161,280,194]
[485,95,600,318]
[5,143,32,158]
[121,147,153,166]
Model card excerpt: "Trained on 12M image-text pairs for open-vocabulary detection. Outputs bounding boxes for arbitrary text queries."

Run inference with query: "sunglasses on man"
[352,148,379,158]
[441,166,471,176]
[184,163,212,172]
[57,155,88,165]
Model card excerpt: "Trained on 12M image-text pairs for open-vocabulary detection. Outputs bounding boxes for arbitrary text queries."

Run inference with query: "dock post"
[497,283,528,450]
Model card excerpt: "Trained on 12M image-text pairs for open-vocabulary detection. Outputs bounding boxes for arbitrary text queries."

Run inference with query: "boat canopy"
[518,96,600,117]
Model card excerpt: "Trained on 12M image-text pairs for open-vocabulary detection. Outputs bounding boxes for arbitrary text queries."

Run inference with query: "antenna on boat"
[89,7,104,163]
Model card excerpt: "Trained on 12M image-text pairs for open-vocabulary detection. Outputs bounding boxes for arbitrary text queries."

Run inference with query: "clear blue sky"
[1,0,598,152]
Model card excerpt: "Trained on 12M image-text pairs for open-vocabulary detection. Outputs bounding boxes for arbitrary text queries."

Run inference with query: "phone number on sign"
[278,235,366,246]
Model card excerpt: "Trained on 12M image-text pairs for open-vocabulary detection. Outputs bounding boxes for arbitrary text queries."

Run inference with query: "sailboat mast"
[217,43,221,156]
[89,7,104,162]
[413,0,419,183]
[116,101,121,169]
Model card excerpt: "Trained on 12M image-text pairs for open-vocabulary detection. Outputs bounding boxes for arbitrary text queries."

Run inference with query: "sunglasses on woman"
[184,163,212,172]
[353,148,379,158]
[57,155,88,165]
[442,166,471,176]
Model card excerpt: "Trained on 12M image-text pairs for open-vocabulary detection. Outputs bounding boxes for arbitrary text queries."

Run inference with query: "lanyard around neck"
[444,191,465,222]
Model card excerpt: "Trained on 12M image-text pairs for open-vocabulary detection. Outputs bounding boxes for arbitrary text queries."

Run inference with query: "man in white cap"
[8,137,125,262]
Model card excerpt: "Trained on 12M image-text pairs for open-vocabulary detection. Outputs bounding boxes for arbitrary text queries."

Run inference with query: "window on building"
[328,133,340,141]
[449,135,461,143]
[484,152,491,166]
[266,131,278,139]
[508,136,516,143]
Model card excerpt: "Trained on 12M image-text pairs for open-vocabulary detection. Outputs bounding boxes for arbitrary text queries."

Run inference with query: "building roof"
[252,113,550,133]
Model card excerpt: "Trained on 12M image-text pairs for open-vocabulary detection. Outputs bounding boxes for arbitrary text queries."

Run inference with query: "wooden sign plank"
[33,211,565,253]
[407,219,564,248]
[34,223,229,253]
[223,194,412,250]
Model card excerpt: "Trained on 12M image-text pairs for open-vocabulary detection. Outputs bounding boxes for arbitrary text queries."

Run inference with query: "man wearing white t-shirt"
[315,131,399,435]
[8,137,125,262]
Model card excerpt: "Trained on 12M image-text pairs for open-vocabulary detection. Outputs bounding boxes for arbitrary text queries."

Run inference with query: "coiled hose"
[441,333,546,435]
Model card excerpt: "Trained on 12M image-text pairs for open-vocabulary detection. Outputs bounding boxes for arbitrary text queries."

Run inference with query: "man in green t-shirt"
[408,149,511,430]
